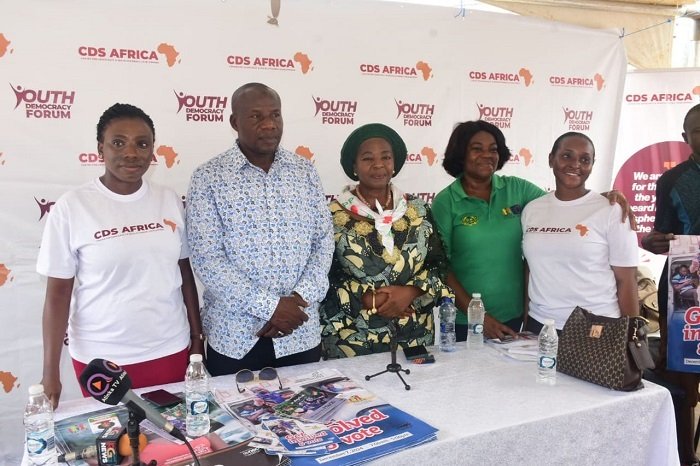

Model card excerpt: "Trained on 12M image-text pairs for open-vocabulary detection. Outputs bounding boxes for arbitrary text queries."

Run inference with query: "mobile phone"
[403,345,429,361]
[141,389,183,408]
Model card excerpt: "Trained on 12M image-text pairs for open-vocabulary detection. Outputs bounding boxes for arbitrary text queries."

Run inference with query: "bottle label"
[190,400,209,415]
[472,323,484,335]
[27,434,51,455]
[539,356,556,369]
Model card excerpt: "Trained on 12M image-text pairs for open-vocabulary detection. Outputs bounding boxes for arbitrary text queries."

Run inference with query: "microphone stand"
[126,408,153,466]
[365,318,411,390]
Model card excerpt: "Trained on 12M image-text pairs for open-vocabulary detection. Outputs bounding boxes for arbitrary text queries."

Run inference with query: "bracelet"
[190,333,204,341]
[369,290,377,316]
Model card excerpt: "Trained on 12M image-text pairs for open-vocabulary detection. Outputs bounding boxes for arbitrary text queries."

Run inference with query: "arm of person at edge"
[612,266,640,317]
[41,276,73,410]
[186,170,307,338]
[600,190,637,229]
[179,259,205,356]
[522,263,530,331]
[447,271,518,340]
[641,230,674,255]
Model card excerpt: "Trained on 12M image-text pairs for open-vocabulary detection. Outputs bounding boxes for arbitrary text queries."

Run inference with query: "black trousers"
[206,338,321,377]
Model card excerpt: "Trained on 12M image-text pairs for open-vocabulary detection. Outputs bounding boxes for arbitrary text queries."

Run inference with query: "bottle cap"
[28,384,44,396]
[543,319,555,326]
[472,293,481,299]
[189,354,203,363]
[440,296,453,304]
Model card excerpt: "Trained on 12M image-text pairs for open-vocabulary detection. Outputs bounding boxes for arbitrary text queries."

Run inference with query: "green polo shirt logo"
[461,215,478,226]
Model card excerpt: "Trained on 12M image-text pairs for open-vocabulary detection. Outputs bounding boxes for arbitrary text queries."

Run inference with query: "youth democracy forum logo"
[0,33,13,59]
[78,43,180,67]
[477,103,514,129]
[361,61,433,81]
[562,107,594,131]
[395,100,434,127]
[469,68,533,87]
[78,145,180,168]
[313,96,357,125]
[625,86,700,104]
[227,52,313,74]
[35,197,56,220]
[10,84,76,119]
[174,91,228,123]
[549,73,605,91]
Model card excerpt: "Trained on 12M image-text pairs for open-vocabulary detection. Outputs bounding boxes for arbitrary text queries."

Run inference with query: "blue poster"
[667,235,700,372]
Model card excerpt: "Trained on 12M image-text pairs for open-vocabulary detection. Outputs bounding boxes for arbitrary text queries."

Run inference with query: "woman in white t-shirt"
[521,132,638,334]
[37,103,204,408]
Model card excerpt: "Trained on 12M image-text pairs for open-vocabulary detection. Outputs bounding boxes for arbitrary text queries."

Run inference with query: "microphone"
[79,359,187,442]
[57,431,147,463]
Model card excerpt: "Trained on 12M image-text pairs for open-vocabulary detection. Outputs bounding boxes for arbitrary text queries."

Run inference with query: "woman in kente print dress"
[320,123,455,359]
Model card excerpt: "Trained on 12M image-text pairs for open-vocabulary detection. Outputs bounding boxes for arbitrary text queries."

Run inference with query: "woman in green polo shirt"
[432,121,631,342]
[432,121,543,341]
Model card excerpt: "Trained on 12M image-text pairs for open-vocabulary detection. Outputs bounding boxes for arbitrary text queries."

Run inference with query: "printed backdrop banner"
[0,0,626,461]
[613,68,700,266]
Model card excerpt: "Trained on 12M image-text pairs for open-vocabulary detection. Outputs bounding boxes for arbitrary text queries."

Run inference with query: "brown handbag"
[557,307,655,391]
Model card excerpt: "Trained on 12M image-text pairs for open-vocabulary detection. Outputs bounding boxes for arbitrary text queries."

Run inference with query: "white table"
[43,342,679,466]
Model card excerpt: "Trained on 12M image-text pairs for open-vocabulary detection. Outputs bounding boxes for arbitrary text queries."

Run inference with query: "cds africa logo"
[227,51,313,74]
[295,146,314,162]
[625,86,700,104]
[155,145,179,168]
[10,84,76,119]
[507,148,534,167]
[0,264,13,287]
[78,43,181,67]
[361,61,433,81]
[469,68,533,87]
[0,33,13,59]
[406,147,438,166]
[549,73,605,91]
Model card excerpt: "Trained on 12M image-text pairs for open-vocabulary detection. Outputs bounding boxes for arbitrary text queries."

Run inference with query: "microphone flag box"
[97,426,125,466]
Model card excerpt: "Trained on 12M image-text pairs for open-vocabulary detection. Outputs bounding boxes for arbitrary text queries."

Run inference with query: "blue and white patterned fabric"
[186,142,333,359]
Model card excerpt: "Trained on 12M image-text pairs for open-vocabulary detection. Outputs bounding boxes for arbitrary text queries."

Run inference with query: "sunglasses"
[235,367,283,393]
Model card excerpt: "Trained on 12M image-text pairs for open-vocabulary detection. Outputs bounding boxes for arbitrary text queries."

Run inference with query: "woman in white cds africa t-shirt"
[36,103,204,409]
[521,132,639,334]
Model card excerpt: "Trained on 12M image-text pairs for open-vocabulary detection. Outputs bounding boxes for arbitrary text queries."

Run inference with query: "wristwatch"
[190,333,205,341]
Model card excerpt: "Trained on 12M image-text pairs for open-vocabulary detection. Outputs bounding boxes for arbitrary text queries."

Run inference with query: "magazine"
[486,331,539,361]
[218,368,438,466]
[54,392,253,465]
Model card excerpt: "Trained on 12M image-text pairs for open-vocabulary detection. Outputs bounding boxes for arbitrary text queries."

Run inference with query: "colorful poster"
[667,235,700,372]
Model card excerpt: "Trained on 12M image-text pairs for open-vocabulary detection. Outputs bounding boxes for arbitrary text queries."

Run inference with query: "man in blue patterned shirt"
[186,82,334,376]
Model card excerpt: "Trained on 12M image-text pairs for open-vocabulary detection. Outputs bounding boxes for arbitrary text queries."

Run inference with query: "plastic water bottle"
[439,297,457,352]
[467,293,485,349]
[24,384,55,466]
[537,319,559,385]
[185,354,210,437]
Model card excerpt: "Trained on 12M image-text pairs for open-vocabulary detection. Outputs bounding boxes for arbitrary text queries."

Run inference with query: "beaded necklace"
[355,184,393,211]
